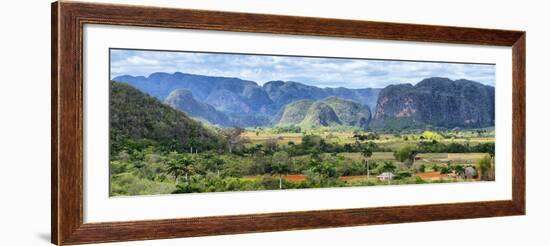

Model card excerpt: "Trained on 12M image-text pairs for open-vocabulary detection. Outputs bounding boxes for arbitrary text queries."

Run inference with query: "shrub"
[394,145,418,168]
[476,155,494,181]
[414,176,426,184]
[394,171,412,180]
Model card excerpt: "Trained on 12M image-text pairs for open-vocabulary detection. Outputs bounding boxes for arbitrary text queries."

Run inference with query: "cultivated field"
[237,129,493,184]
[242,129,494,150]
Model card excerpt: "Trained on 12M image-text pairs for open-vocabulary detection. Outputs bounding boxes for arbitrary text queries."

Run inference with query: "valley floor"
[110,129,495,196]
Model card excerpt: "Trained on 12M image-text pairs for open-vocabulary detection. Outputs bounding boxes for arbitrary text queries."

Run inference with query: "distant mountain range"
[263,80,380,111]
[113,72,495,130]
[113,72,381,127]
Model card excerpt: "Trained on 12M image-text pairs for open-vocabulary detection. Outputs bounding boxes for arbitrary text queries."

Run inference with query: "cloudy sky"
[110,49,495,88]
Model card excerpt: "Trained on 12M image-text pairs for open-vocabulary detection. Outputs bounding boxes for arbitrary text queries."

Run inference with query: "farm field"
[243,173,457,183]
[242,150,486,184]
[242,129,494,147]
[338,152,486,164]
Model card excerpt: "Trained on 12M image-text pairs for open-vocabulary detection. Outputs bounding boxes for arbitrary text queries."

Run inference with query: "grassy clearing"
[239,173,467,186]
[242,130,495,148]
[334,152,487,163]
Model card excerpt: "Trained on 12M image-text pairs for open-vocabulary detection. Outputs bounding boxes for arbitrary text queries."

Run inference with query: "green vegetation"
[393,145,418,168]
[109,81,496,196]
[476,155,495,181]
[110,82,226,155]
[110,127,495,195]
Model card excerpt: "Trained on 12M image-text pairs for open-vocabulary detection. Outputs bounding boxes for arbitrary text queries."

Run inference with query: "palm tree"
[271,151,291,189]
[271,162,291,189]
[165,154,195,185]
[361,146,373,180]
[179,155,195,182]
[210,157,224,176]
[381,161,397,173]
[166,158,184,185]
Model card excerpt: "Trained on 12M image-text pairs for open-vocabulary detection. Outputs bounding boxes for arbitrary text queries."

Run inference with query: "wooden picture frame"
[52,1,525,245]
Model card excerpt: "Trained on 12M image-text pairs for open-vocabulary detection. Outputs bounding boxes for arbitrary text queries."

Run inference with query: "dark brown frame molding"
[52,1,526,245]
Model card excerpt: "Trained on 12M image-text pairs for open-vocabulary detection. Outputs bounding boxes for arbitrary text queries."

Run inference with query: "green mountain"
[372,77,495,129]
[276,97,371,129]
[110,81,225,153]
[301,101,342,127]
[322,96,371,127]
[164,89,231,127]
[274,99,314,125]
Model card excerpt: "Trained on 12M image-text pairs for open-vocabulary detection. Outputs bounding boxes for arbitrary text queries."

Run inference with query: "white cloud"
[110,49,495,88]
[126,56,160,65]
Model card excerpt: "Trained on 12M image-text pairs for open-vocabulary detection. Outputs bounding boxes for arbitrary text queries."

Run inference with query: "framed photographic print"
[52,1,525,245]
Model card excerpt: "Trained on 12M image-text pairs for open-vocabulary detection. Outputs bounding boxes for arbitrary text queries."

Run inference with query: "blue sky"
[110,49,495,88]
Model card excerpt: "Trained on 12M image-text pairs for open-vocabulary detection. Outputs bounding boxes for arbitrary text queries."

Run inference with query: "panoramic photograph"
[109,48,496,196]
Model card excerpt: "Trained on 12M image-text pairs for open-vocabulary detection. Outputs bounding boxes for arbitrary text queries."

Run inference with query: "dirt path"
[243,174,372,182]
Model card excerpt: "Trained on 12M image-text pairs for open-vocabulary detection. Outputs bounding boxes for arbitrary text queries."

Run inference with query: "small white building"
[377,172,394,181]
[447,171,458,178]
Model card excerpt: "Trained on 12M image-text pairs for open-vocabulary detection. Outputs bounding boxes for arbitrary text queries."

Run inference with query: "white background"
[0,0,547,245]
[84,25,512,222]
